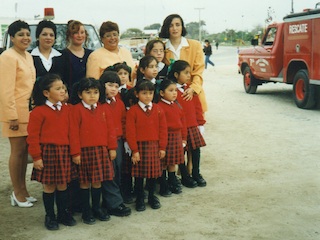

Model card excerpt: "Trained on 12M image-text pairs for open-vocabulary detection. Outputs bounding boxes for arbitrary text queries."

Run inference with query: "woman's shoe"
[26,196,37,203]
[11,192,33,208]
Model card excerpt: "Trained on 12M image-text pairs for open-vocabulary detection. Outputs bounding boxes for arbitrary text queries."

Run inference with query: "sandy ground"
[0,47,320,240]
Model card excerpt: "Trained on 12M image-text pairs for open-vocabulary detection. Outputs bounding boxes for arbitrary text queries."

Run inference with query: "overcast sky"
[0,0,313,33]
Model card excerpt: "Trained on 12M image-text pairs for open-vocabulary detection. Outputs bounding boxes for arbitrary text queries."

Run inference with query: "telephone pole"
[194,8,204,42]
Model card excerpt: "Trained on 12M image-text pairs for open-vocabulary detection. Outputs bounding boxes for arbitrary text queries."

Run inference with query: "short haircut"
[99,21,119,38]
[36,20,56,39]
[8,20,30,37]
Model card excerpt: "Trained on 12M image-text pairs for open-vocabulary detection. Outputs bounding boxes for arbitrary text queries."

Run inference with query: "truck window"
[3,23,102,51]
[264,28,277,46]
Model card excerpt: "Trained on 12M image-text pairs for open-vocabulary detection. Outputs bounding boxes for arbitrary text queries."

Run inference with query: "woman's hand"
[131,152,140,165]
[33,159,44,170]
[9,119,19,131]
[182,88,194,101]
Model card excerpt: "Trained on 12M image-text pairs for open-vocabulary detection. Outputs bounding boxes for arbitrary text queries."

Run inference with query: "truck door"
[250,27,277,79]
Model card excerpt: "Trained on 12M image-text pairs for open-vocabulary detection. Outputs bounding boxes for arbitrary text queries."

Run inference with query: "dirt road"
[0,46,319,240]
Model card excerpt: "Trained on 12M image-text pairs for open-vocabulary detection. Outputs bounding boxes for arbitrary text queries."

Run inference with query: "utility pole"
[194,8,204,42]
[291,0,294,13]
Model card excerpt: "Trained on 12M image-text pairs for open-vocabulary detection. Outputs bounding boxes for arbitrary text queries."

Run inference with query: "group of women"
[0,14,207,207]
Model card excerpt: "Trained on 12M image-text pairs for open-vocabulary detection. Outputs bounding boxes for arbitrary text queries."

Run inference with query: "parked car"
[129,46,144,60]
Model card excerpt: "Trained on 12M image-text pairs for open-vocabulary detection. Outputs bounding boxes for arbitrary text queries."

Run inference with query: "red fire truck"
[238,5,320,109]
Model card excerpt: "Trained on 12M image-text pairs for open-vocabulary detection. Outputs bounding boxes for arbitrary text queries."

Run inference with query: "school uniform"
[158,99,187,167]
[69,102,117,183]
[156,62,168,80]
[176,84,206,150]
[126,102,168,178]
[27,101,71,184]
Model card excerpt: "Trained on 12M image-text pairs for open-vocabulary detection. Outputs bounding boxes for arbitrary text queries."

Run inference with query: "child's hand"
[109,150,117,161]
[33,159,44,170]
[131,152,140,165]
[182,88,194,101]
[159,150,166,159]
[182,140,187,148]
[72,155,81,165]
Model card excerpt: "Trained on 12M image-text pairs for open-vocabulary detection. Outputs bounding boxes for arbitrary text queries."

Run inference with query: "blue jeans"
[205,55,214,69]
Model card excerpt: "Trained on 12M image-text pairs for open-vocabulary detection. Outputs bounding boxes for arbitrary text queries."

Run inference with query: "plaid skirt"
[131,141,162,178]
[31,144,71,185]
[162,130,185,168]
[187,126,206,150]
[78,146,114,184]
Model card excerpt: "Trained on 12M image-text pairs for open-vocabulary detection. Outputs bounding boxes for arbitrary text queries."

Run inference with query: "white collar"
[138,101,153,111]
[46,100,62,110]
[157,62,165,72]
[106,97,116,103]
[82,100,97,110]
[31,47,62,58]
[119,84,127,91]
[165,37,189,60]
[161,98,173,105]
[176,83,187,92]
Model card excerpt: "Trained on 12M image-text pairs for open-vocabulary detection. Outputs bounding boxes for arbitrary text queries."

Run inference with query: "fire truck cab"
[238,5,320,109]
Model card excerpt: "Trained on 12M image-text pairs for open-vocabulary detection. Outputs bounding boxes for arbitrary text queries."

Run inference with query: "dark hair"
[137,55,158,81]
[35,20,56,46]
[105,62,132,82]
[32,73,62,106]
[99,21,119,38]
[99,71,120,103]
[70,77,103,104]
[145,39,166,55]
[167,60,190,82]
[159,79,176,92]
[100,70,121,85]
[36,20,56,39]
[204,39,209,43]
[8,20,30,37]
[122,88,138,107]
[135,79,155,93]
[159,14,187,39]
[66,20,88,46]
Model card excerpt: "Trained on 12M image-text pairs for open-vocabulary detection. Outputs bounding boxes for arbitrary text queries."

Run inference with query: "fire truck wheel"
[293,70,316,109]
[243,66,258,94]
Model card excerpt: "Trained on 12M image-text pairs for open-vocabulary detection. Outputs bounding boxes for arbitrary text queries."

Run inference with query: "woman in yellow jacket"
[0,20,36,207]
[159,14,207,113]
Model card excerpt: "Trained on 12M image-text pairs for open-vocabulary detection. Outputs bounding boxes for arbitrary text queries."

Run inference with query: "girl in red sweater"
[168,60,207,187]
[69,78,117,224]
[27,73,76,230]
[126,80,168,212]
[158,79,187,196]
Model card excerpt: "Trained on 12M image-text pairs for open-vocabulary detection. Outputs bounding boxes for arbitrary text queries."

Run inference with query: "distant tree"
[185,20,206,40]
[120,28,144,39]
[144,23,161,30]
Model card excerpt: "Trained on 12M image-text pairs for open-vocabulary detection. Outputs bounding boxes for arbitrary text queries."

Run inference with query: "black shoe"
[193,174,207,187]
[159,188,172,197]
[135,197,146,212]
[92,208,110,221]
[168,182,182,194]
[148,195,161,209]
[57,209,77,226]
[82,210,96,225]
[181,176,198,188]
[45,215,59,231]
[175,176,182,187]
[109,203,131,217]
[123,193,134,204]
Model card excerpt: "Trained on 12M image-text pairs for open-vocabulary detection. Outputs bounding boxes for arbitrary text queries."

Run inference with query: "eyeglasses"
[103,32,119,38]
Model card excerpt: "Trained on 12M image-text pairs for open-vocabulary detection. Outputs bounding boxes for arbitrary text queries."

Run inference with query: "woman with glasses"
[86,21,135,83]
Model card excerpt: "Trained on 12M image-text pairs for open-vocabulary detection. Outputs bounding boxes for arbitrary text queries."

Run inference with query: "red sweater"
[176,90,206,127]
[103,98,126,139]
[126,103,168,153]
[157,100,187,141]
[27,105,70,161]
[69,103,117,156]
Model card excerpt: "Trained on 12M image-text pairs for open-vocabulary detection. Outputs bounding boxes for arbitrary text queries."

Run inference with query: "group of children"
[27,39,207,230]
